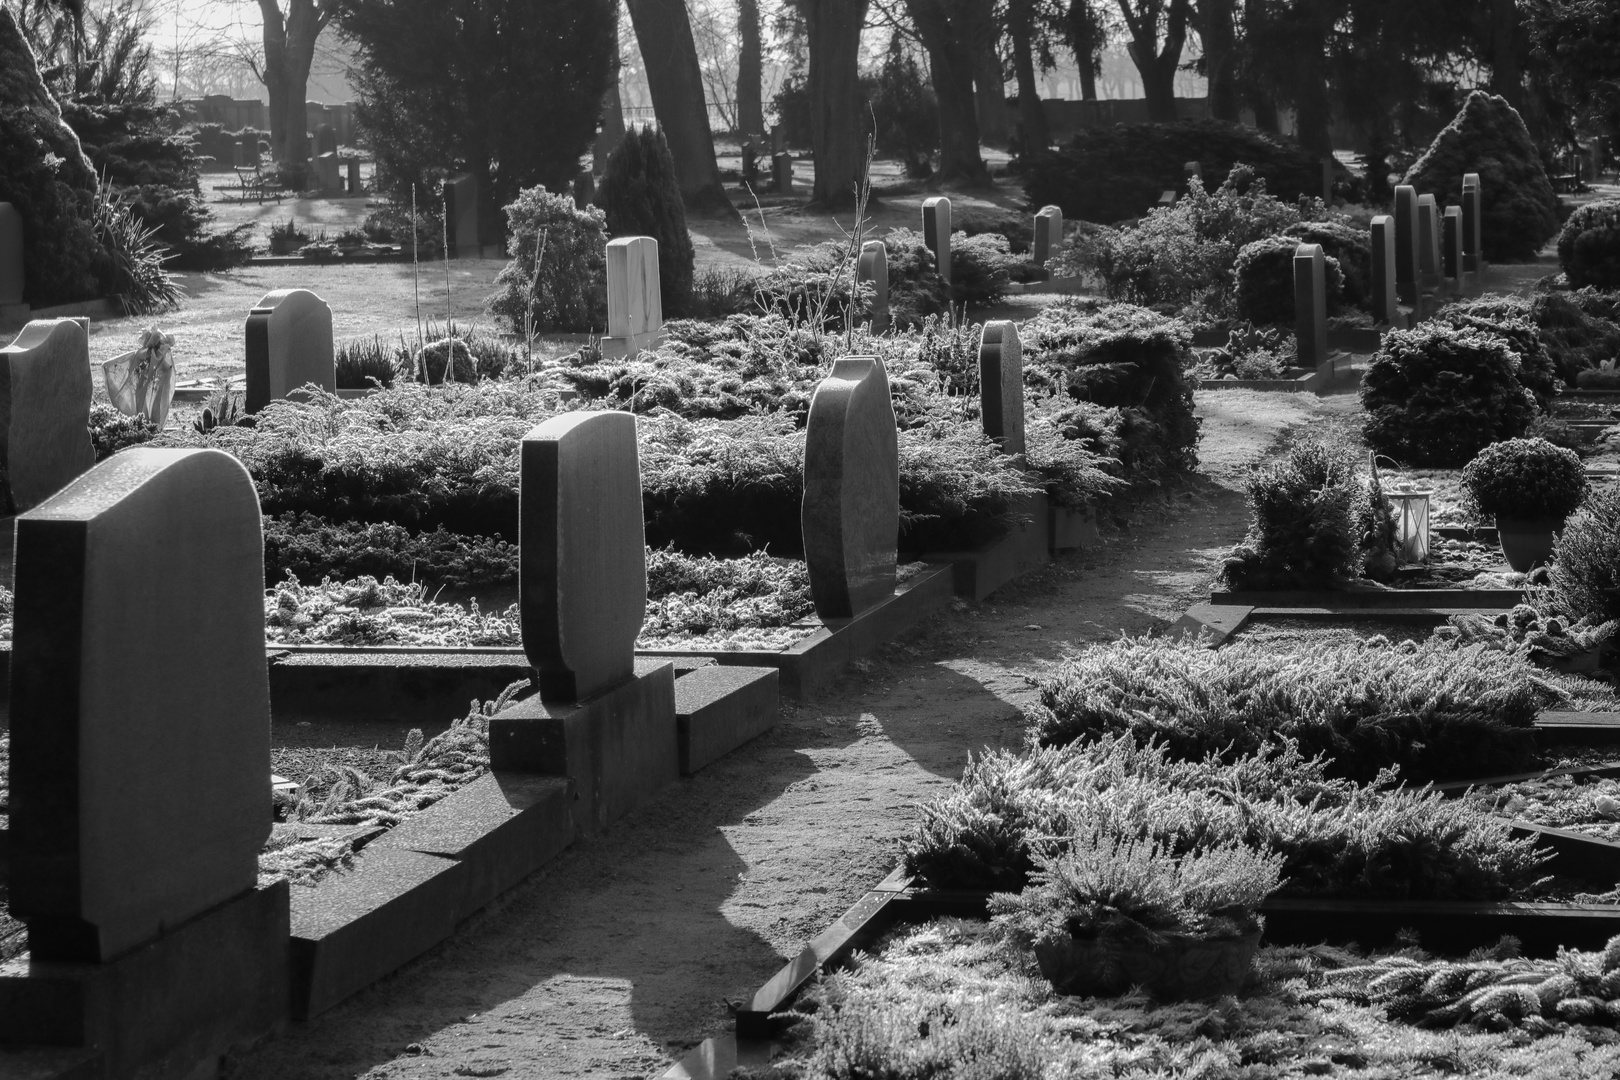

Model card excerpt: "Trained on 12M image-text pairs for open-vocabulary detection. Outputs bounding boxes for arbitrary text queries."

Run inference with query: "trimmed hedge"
[1558,198,1620,290]
[1401,91,1560,263]
[1022,120,1324,225]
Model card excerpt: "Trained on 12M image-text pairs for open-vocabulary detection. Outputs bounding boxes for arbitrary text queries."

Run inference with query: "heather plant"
[263,514,518,589]
[1361,322,1537,466]
[264,574,520,647]
[1023,634,1555,783]
[947,231,1018,307]
[487,184,609,334]
[334,335,405,390]
[641,548,812,646]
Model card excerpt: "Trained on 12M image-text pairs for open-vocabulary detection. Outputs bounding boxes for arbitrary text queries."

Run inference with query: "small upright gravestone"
[1370,214,1398,325]
[602,236,664,357]
[802,356,899,621]
[978,321,1025,458]
[773,152,794,195]
[0,318,96,512]
[1393,185,1420,304]
[857,240,890,334]
[517,411,646,702]
[0,448,286,1078]
[1184,160,1202,187]
[1417,194,1441,283]
[315,122,337,156]
[1461,173,1482,272]
[1032,205,1063,269]
[0,201,22,307]
[312,152,342,196]
[1443,205,1463,284]
[444,173,479,258]
[244,288,336,413]
[1293,243,1328,369]
[922,197,952,285]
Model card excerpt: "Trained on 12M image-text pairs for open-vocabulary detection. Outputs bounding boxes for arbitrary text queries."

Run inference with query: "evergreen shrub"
[1232,235,1344,325]
[596,126,694,317]
[1558,198,1620,290]
[489,185,608,334]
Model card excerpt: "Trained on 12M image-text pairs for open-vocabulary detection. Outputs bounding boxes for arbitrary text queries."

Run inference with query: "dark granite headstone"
[1293,244,1328,369]
[0,318,96,511]
[1370,214,1397,324]
[1032,205,1062,268]
[1393,185,1420,304]
[244,288,335,413]
[978,321,1025,457]
[0,201,21,306]
[857,240,890,334]
[922,197,952,284]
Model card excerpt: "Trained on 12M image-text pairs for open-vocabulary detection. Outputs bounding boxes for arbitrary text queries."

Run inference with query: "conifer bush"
[1433,296,1560,406]
[1547,484,1620,625]
[1558,198,1620,290]
[489,185,609,334]
[595,126,694,317]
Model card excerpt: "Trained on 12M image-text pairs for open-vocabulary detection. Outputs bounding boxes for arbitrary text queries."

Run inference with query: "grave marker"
[1032,205,1062,268]
[773,152,794,195]
[0,318,96,511]
[802,356,899,621]
[244,288,336,413]
[346,158,362,195]
[1393,185,1420,304]
[602,236,664,357]
[1370,214,1398,325]
[1443,205,1463,284]
[979,321,1025,457]
[1417,194,1441,283]
[312,152,342,196]
[444,172,479,258]
[518,411,647,701]
[0,201,21,306]
[1157,190,1177,208]
[922,196,952,284]
[1184,160,1202,187]
[857,240,890,334]
[314,123,337,156]
[1293,243,1328,369]
[1462,173,1482,271]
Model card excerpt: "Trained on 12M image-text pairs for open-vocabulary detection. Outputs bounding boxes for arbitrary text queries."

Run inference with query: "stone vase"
[1496,516,1563,573]
[1033,927,1262,1001]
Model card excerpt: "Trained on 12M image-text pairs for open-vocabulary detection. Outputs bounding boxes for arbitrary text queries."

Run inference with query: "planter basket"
[1033,927,1261,1000]
[1496,516,1563,573]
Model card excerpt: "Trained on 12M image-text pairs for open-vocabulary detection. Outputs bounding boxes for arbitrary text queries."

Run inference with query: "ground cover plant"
[1461,771,1620,844]
[1021,634,1557,784]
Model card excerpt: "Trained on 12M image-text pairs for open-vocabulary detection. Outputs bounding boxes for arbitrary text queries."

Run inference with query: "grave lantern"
[1391,483,1430,564]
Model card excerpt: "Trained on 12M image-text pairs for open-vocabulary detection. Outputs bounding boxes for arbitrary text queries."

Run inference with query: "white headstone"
[979,321,1025,457]
[857,240,890,334]
[1032,205,1062,269]
[244,289,336,413]
[602,236,664,358]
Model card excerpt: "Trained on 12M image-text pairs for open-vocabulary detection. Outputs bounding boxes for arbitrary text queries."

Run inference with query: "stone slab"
[921,492,1049,601]
[267,650,534,722]
[921,197,951,283]
[10,449,268,963]
[488,662,677,836]
[659,1036,776,1080]
[244,289,335,413]
[1393,185,1420,304]
[1048,505,1100,551]
[1031,205,1061,268]
[1417,193,1440,277]
[0,882,289,1080]
[1170,602,1253,646]
[602,236,663,357]
[802,357,899,620]
[675,665,779,775]
[0,319,95,513]
[521,411,647,701]
[1370,214,1397,325]
[1293,243,1327,369]
[977,322,1024,457]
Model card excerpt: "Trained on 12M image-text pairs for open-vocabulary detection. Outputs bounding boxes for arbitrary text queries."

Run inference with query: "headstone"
[771,124,785,155]
[1443,205,1463,283]
[1461,173,1482,271]
[444,172,479,259]
[519,411,647,701]
[802,356,899,621]
[922,196,952,285]
[1293,243,1328,369]
[1370,214,1398,325]
[9,448,270,961]
[312,152,342,196]
[978,321,1025,457]
[244,288,336,413]
[346,158,362,195]
[857,240,890,334]
[1393,184,1420,304]
[0,318,95,512]
[0,201,21,306]
[232,138,251,169]
[773,152,794,195]
[602,236,664,357]
[314,122,337,156]
[1157,190,1178,208]
[1032,205,1062,268]
[1184,160,1202,186]
[1417,193,1441,281]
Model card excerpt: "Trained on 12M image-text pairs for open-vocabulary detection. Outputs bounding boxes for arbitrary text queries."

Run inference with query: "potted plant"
[988,829,1282,1001]
[1462,437,1589,571]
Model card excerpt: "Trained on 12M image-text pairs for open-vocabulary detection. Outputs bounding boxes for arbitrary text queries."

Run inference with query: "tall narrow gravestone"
[1393,185,1420,304]
[773,152,794,195]
[1417,194,1441,284]
[979,321,1025,457]
[0,449,287,1080]
[1184,160,1202,187]
[518,411,647,702]
[602,236,664,357]
[1462,173,1482,272]
[444,173,479,258]
[857,240,890,334]
[1443,205,1463,284]
[922,196,952,285]
[1293,243,1328,369]
[0,201,23,307]
[1370,214,1398,325]
[802,356,899,621]
[488,411,676,835]
[1032,205,1062,268]
[0,318,96,512]
[245,288,336,413]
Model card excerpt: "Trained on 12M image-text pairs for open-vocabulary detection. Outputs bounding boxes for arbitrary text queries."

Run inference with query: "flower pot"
[1496,516,1564,572]
[1032,928,1261,1000]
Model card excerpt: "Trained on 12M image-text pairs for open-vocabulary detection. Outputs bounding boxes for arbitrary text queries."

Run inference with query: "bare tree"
[250,0,334,165]
[799,0,872,208]
[1115,0,1190,122]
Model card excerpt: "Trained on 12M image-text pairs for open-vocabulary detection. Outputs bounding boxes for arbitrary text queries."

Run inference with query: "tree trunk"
[1197,0,1239,122]
[737,0,764,136]
[1252,92,1280,133]
[257,0,330,167]
[801,0,870,209]
[1066,0,1101,100]
[1080,65,1097,100]
[594,2,626,173]
[974,38,1008,147]
[624,0,736,215]
[1117,0,1189,124]
[908,0,993,187]
[1489,0,1523,111]
[1009,0,1050,153]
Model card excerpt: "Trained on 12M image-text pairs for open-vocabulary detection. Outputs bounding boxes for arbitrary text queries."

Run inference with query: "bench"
[232,164,286,204]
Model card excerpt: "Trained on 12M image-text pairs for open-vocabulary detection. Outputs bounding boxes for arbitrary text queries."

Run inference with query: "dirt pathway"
[229,390,1352,1080]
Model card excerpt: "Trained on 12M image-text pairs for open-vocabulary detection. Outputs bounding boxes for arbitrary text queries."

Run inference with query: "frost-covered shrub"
[1232,234,1344,325]
[488,185,608,334]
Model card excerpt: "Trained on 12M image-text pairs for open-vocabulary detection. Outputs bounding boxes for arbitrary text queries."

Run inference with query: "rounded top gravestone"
[0,317,96,512]
[979,321,1025,458]
[245,288,335,413]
